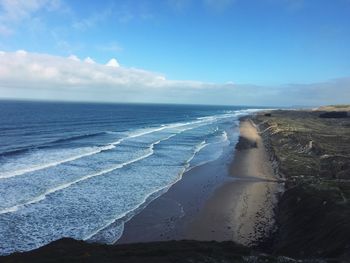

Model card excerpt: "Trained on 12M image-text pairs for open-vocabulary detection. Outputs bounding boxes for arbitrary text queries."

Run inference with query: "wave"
[0,148,30,158]
[0,134,177,215]
[0,119,213,215]
[0,126,174,180]
[122,121,193,140]
[0,132,113,158]
[84,140,208,241]
[221,131,228,142]
[83,182,169,242]
[186,131,229,172]
[0,144,116,180]
[0,111,241,180]
[48,132,108,144]
[195,109,262,122]
[185,140,208,168]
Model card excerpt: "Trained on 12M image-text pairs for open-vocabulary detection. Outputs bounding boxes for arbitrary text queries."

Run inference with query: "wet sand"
[186,119,280,245]
[118,118,280,245]
[117,153,232,243]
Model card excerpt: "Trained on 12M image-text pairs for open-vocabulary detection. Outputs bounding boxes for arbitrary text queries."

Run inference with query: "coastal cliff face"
[255,110,350,259]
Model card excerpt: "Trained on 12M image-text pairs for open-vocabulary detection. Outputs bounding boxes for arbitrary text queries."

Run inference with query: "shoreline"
[116,147,232,243]
[183,118,280,245]
[117,116,280,245]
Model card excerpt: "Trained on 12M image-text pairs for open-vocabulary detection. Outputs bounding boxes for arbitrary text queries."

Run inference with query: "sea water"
[0,100,261,254]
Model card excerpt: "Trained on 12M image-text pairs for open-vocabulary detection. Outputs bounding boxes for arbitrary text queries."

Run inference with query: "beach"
[185,119,280,245]
[118,118,280,245]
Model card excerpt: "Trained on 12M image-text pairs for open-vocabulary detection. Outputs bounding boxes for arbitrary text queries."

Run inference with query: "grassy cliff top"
[256,110,350,179]
[255,110,350,259]
[316,105,350,111]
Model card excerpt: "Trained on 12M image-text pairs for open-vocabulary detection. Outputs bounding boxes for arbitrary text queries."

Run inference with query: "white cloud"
[0,0,64,35]
[0,51,232,104]
[106,58,120,67]
[0,51,349,106]
[84,57,95,64]
[15,49,27,56]
[0,0,47,22]
[0,51,179,89]
[68,54,80,61]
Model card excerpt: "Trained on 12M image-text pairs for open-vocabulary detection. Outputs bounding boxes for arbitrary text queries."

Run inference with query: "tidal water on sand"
[0,100,261,254]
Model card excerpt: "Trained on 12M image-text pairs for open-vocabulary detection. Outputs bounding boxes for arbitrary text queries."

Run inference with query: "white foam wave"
[123,126,167,139]
[186,131,229,172]
[197,109,262,121]
[122,121,194,140]
[0,125,183,180]
[0,110,249,180]
[84,140,208,241]
[0,117,209,180]
[194,140,208,154]
[221,131,228,142]
[0,144,116,180]
[83,183,167,241]
[0,120,207,215]
[185,140,208,169]
[0,134,176,215]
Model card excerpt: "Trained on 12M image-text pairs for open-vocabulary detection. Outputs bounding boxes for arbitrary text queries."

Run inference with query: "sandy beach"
[184,119,280,245]
[118,118,280,245]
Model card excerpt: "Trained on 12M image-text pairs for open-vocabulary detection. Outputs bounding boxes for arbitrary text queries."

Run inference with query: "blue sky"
[0,0,349,105]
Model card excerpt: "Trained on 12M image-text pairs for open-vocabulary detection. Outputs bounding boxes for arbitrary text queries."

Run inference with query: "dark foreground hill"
[0,238,320,263]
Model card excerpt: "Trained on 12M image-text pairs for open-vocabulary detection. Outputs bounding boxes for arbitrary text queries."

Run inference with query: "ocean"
[0,100,261,255]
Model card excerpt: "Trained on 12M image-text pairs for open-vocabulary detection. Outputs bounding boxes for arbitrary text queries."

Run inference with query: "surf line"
[0,115,220,180]
[0,134,178,215]
[83,139,208,241]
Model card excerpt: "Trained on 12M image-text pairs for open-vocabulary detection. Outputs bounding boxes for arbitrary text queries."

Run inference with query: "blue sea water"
[0,100,261,255]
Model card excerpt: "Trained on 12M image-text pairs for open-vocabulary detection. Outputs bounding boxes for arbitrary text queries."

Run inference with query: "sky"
[0,0,349,106]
